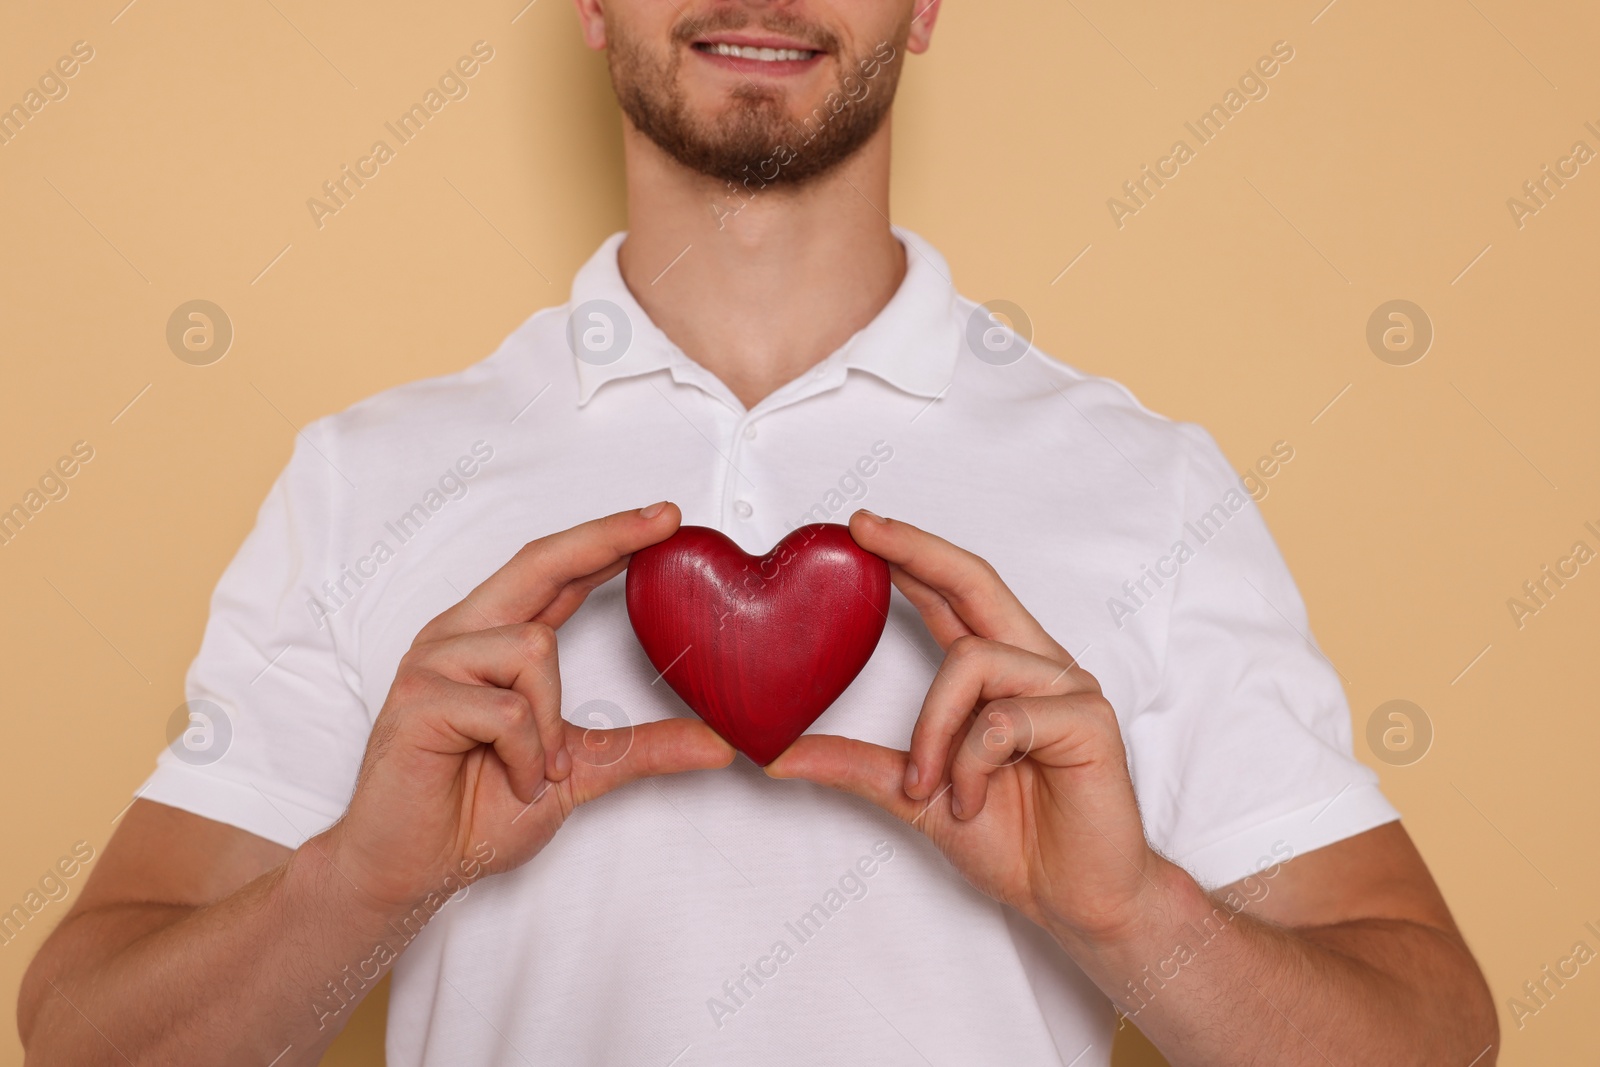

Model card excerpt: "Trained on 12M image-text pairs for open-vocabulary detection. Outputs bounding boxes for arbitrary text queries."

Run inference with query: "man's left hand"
[766,508,1179,951]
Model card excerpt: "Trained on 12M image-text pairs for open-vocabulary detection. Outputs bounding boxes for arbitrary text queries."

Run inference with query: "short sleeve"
[137,421,373,849]
[1123,424,1400,890]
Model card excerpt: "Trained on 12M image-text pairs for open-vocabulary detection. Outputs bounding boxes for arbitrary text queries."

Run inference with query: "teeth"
[706,42,814,61]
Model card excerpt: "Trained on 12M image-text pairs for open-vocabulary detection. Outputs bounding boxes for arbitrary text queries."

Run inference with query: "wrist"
[1044,853,1212,960]
[268,832,425,1050]
[285,827,421,935]
[1040,856,1224,1022]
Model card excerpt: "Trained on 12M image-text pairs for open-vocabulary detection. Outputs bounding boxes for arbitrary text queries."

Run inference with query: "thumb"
[567,718,735,805]
[766,735,938,829]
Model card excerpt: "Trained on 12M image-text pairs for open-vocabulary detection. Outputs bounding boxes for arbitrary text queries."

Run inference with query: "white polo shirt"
[140,225,1399,1066]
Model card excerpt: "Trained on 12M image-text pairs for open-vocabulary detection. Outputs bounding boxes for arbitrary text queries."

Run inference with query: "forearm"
[21,832,407,1067]
[1053,858,1497,1066]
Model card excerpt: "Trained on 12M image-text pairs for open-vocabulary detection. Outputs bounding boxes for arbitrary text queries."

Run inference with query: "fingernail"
[553,745,572,776]
[951,795,964,819]
[856,508,887,524]
[903,762,920,793]
[639,501,667,519]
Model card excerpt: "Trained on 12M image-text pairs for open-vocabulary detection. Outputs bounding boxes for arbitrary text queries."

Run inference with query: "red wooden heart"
[625,523,890,765]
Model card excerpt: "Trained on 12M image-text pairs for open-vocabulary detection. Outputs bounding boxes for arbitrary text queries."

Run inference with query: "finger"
[883,564,974,648]
[421,502,681,640]
[419,621,567,780]
[531,558,631,630]
[403,674,547,803]
[765,735,930,827]
[848,510,1062,659]
[903,635,1090,800]
[947,693,1125,821]
[567,718,737,805]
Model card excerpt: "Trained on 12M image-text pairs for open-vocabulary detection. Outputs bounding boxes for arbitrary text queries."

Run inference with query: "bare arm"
[771,510,1497,1065]
[18,504,734,1066]
[1080,822,1497,1065]
[17,801,401,1065]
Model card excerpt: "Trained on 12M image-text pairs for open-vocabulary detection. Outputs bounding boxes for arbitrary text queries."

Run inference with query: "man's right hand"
[18,501,733,1066]
[326,499,735,913]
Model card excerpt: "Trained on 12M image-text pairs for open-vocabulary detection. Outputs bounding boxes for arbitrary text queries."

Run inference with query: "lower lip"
[692,47,826,76]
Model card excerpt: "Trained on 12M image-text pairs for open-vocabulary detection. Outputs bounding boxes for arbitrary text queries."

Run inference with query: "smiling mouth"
[692,41,822,63]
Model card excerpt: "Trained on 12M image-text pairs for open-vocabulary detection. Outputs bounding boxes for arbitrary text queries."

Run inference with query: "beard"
[607,9,904,189]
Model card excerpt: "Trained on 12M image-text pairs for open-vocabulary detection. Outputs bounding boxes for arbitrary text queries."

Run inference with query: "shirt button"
[743,424,758,441]
[733,500,754,519]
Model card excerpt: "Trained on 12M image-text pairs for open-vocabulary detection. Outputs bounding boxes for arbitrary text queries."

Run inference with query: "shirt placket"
[666,356,851,550]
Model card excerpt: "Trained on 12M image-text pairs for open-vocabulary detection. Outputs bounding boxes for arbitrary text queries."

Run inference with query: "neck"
[616,119,906,411]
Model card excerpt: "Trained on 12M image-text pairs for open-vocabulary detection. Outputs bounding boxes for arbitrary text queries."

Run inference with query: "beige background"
[2,0,1597,1063]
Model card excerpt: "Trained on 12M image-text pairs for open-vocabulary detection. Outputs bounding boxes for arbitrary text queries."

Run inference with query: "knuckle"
[512,536,554,573]
[948,574,982,604]
[982,699,1020,731]
[518,621,557,659]
[580,511,626,552]
[946,633,988,665]
[391,661,436,703]
[1079,693,1118,732]
[974,703,1018,751]
[952,556,998,597]
[1070,663,1104,692]
[396,646,430,675]
[488,686,532,724]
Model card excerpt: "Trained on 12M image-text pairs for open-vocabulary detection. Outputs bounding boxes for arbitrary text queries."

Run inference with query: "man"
[19,1,1496,1063]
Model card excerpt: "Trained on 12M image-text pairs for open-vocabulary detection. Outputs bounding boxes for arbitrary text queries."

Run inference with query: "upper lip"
[694,33,823,53]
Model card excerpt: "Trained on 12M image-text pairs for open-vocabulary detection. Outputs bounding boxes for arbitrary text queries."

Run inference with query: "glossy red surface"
[625,524,890,765]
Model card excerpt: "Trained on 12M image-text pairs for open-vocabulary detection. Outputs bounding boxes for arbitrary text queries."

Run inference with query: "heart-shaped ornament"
[625,523,890,765]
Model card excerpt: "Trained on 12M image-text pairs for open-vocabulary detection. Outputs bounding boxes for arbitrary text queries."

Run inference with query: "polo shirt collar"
[570,225,961,407]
